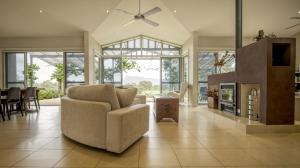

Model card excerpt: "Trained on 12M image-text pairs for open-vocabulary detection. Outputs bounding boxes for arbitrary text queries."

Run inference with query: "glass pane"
[198,82,208,104]
[6,53,25,88]
[149,40,155,48]
[142,39,148,48]
[123,59,160,98]
[94,56,100,84]
[198,52,216,82]
[66,53,85,84]
[162,44,169,48]
[217,51,236,73]
[122,41,128,48]
[114,43,120,48]
[103,58,122,84]
[27,52,64,97]
[135,39,141,48]
[128,40,134,48]
[156,42,162,49]
[183,56,188,82]
[7,83,25,88]
[161,83,180,95]
[162,58,180,83]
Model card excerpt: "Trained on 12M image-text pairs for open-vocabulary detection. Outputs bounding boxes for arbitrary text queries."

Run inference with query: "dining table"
[0,87,45,108]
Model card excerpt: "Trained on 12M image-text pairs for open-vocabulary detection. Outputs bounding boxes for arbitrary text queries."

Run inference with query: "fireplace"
[219,83,237,115]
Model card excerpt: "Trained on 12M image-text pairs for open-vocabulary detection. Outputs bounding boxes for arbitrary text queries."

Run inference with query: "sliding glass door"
[65,52,85,88]
[5,53,26,88]
[161,57,180,95]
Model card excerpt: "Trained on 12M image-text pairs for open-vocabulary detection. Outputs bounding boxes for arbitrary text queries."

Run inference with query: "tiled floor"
[0,105,300,168]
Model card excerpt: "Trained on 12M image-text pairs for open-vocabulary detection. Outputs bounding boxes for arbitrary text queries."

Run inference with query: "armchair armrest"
[61,97,111,148]
[106,104,149,153]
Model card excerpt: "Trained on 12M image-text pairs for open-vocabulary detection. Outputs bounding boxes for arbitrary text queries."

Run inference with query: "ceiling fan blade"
[290,17,300,19]
[142,18,159,27]
[123,19,136,27]
[142,7,161,17]
[285,23,300,30]
[114,9,135,15]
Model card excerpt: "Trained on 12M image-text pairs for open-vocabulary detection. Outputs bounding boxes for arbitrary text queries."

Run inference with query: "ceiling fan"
[114,0,162,27]
[286,17,300,29]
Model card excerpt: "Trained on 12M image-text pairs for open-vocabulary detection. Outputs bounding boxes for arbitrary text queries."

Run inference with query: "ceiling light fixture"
[173,10,177,13]
[39,10,43,13]
[298,10,300,14]
[106,9,110,14]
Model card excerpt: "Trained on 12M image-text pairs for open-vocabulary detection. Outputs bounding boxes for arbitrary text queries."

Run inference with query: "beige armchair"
[167,82,188,101]
[61,84,149,153]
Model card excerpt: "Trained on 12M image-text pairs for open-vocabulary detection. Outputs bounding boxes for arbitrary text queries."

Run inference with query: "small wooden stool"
[154,96,179,122]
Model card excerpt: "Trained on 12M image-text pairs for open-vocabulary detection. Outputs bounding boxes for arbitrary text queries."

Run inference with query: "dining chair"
[23,87,39,113]
[0,90,5,121]
[4,87,23,120]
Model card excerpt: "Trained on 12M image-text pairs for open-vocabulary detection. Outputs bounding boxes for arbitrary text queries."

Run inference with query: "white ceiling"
[0,0,120,37]
[0,0,299,45]
[93,0,190,45]
[162,0,300,37]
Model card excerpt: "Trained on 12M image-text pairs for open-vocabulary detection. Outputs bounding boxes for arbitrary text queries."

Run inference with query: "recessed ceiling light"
[39,10,43,13]
[173,10,177,13]
[106,9,110,14]
[298,10,300,14]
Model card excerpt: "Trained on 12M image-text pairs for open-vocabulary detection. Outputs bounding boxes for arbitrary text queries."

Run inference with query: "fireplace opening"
[219,83,237,115]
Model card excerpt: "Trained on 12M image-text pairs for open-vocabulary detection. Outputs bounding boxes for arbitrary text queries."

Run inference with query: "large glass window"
[65,52,85,88]
[161,58,180,95]
[5,53,26,88]
[198,51,235,104]
[101,35,182,95]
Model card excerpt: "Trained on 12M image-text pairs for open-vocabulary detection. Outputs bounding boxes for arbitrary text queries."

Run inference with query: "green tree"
[121,58,141,72]
[51,63,64,93]
[51,63,83,93]
[162,59,179,82]
[27,64,40,86]
[138,81,152,91]
[103,58,141,82]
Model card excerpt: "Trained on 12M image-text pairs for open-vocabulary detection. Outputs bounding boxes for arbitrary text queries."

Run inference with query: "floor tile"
[0,149,33,166]
[55,148,101,167]
[174,149,222,167]
[97,145,139,167]
[14,149,70,167]
[209,149,263,166]
[139,148,180,167]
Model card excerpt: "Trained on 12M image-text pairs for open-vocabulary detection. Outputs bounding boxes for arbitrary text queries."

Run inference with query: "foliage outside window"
[27,64,40,86]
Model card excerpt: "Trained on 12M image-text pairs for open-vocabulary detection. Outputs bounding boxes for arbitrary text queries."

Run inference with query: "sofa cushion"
[116,87,137,107]
[67,84,120,110]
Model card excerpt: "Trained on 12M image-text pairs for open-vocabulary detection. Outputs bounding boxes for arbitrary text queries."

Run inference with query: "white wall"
[182,31,199,106]
[198,36,254,51]
[0,36,83,51]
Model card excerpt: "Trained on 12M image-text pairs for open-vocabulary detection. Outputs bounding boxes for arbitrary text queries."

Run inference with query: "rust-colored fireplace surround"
[208,38,296,125]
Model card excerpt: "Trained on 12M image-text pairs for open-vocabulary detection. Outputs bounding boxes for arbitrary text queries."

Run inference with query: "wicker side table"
[154,96,179,122]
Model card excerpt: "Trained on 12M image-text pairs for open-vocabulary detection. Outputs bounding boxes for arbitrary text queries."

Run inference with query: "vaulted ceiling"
[0,0,299,45]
